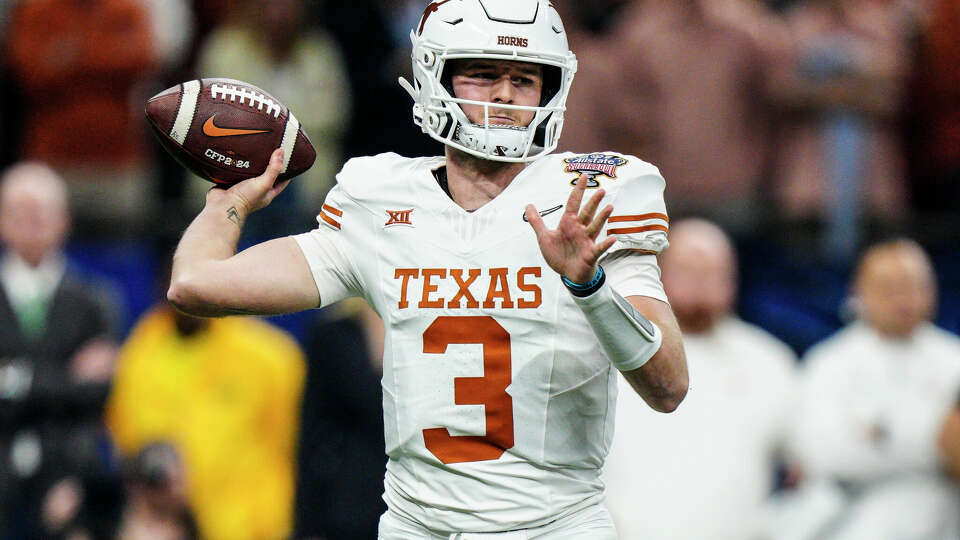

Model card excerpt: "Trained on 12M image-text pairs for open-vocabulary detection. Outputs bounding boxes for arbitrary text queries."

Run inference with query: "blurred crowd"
[0,0,958,538]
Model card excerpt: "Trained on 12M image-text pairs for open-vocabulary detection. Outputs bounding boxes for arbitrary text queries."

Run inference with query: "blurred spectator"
[195,0,351,236]
[135,0,195,70]
[34,474,124,540]
[603,218,797,539]
[773,0,919,259]
[106,296,305,540]
[0,1,13,31]
[116,442,198,540]
[904,0,960,237]
[37,477,87,539]
[318,0,440,159]
[789,238,960,538]
[0,163,119,539]
[295,298,386,540]
[560,0,788,232]
[766,0,803,10]
[0,0,22,173]
[37,442,198,540]
[553,0,632,36]
[5,0,154,235]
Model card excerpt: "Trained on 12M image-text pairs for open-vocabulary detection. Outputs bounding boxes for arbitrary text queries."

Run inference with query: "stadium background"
[2,0,957,353]
[0,0,959,537]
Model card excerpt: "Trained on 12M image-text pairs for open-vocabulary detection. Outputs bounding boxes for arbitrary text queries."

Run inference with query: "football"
[144,78,316,186]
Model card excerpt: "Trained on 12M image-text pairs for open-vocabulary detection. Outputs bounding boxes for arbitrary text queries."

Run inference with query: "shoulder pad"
[334,153,442,205]
[554,152,670,255]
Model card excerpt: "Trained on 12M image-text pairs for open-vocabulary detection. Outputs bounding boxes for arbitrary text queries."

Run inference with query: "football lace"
[210,83,282,119]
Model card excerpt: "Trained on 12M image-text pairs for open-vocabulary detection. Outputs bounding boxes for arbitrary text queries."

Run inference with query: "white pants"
[378,502,618,539]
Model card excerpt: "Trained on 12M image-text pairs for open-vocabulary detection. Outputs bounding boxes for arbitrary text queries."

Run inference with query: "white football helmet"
[399,0,577,162]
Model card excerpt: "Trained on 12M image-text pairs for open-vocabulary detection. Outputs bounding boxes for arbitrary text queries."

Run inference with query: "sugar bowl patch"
[563,154,628,187]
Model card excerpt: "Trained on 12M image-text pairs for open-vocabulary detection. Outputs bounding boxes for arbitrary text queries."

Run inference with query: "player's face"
[449,59,544,128]
[856,247,936,338]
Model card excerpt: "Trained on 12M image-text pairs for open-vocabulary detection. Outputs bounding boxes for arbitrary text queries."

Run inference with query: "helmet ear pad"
[438,60,459,140]
[540,65,562,108]
[439,59,457,96]
[535,65,563,147]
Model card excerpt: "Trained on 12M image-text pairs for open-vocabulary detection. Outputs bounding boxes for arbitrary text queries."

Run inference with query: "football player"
[168,0,689,537]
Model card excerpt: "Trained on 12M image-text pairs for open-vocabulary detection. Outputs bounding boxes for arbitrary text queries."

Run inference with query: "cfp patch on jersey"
[563,153,628,187]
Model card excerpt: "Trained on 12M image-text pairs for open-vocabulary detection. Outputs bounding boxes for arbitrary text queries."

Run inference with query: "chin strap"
[454,123,532,158]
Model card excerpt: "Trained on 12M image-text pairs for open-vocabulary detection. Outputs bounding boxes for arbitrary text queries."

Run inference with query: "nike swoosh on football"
[202,115,271,137]
[522,204,563,222]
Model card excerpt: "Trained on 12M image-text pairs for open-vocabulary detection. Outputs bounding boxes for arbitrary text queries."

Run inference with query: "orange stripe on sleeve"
[320,212,341,230]
[607,224,669,235]
[608,213,669,223]
[322,204,343,217]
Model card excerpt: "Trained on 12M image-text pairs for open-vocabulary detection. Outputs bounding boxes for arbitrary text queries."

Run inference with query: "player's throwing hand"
[525,173,617,284]
[205,148,292,222]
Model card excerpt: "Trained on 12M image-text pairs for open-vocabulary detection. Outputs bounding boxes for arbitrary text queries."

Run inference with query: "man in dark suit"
[295,298,387,540]
[0,162,119,539]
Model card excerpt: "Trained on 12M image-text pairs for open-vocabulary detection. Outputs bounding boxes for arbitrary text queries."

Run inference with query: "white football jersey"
[294,151,669,532]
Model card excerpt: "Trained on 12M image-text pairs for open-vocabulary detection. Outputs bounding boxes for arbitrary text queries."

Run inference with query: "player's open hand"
[205,148,291,217]
[525,174,616,284]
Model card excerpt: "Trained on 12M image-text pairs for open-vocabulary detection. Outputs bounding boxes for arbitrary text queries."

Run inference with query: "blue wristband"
[562,266,605,297]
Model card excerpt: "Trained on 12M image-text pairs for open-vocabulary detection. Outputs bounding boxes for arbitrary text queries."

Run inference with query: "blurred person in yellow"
[105,282,305,540]
[788,239,960,539]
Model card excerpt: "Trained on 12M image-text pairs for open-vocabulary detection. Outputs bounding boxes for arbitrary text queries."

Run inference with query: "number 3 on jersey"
[422,316,515,464]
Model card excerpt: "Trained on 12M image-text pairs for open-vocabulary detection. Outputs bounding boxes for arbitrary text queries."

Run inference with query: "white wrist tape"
[571,280,663,372]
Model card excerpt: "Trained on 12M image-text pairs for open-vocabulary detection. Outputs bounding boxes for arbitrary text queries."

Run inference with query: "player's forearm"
[568,269,688,412]
[168,195,247,316]
[621,309,688,413]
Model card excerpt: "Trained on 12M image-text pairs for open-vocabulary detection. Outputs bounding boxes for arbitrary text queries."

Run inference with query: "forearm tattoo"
[226,206,241,226]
